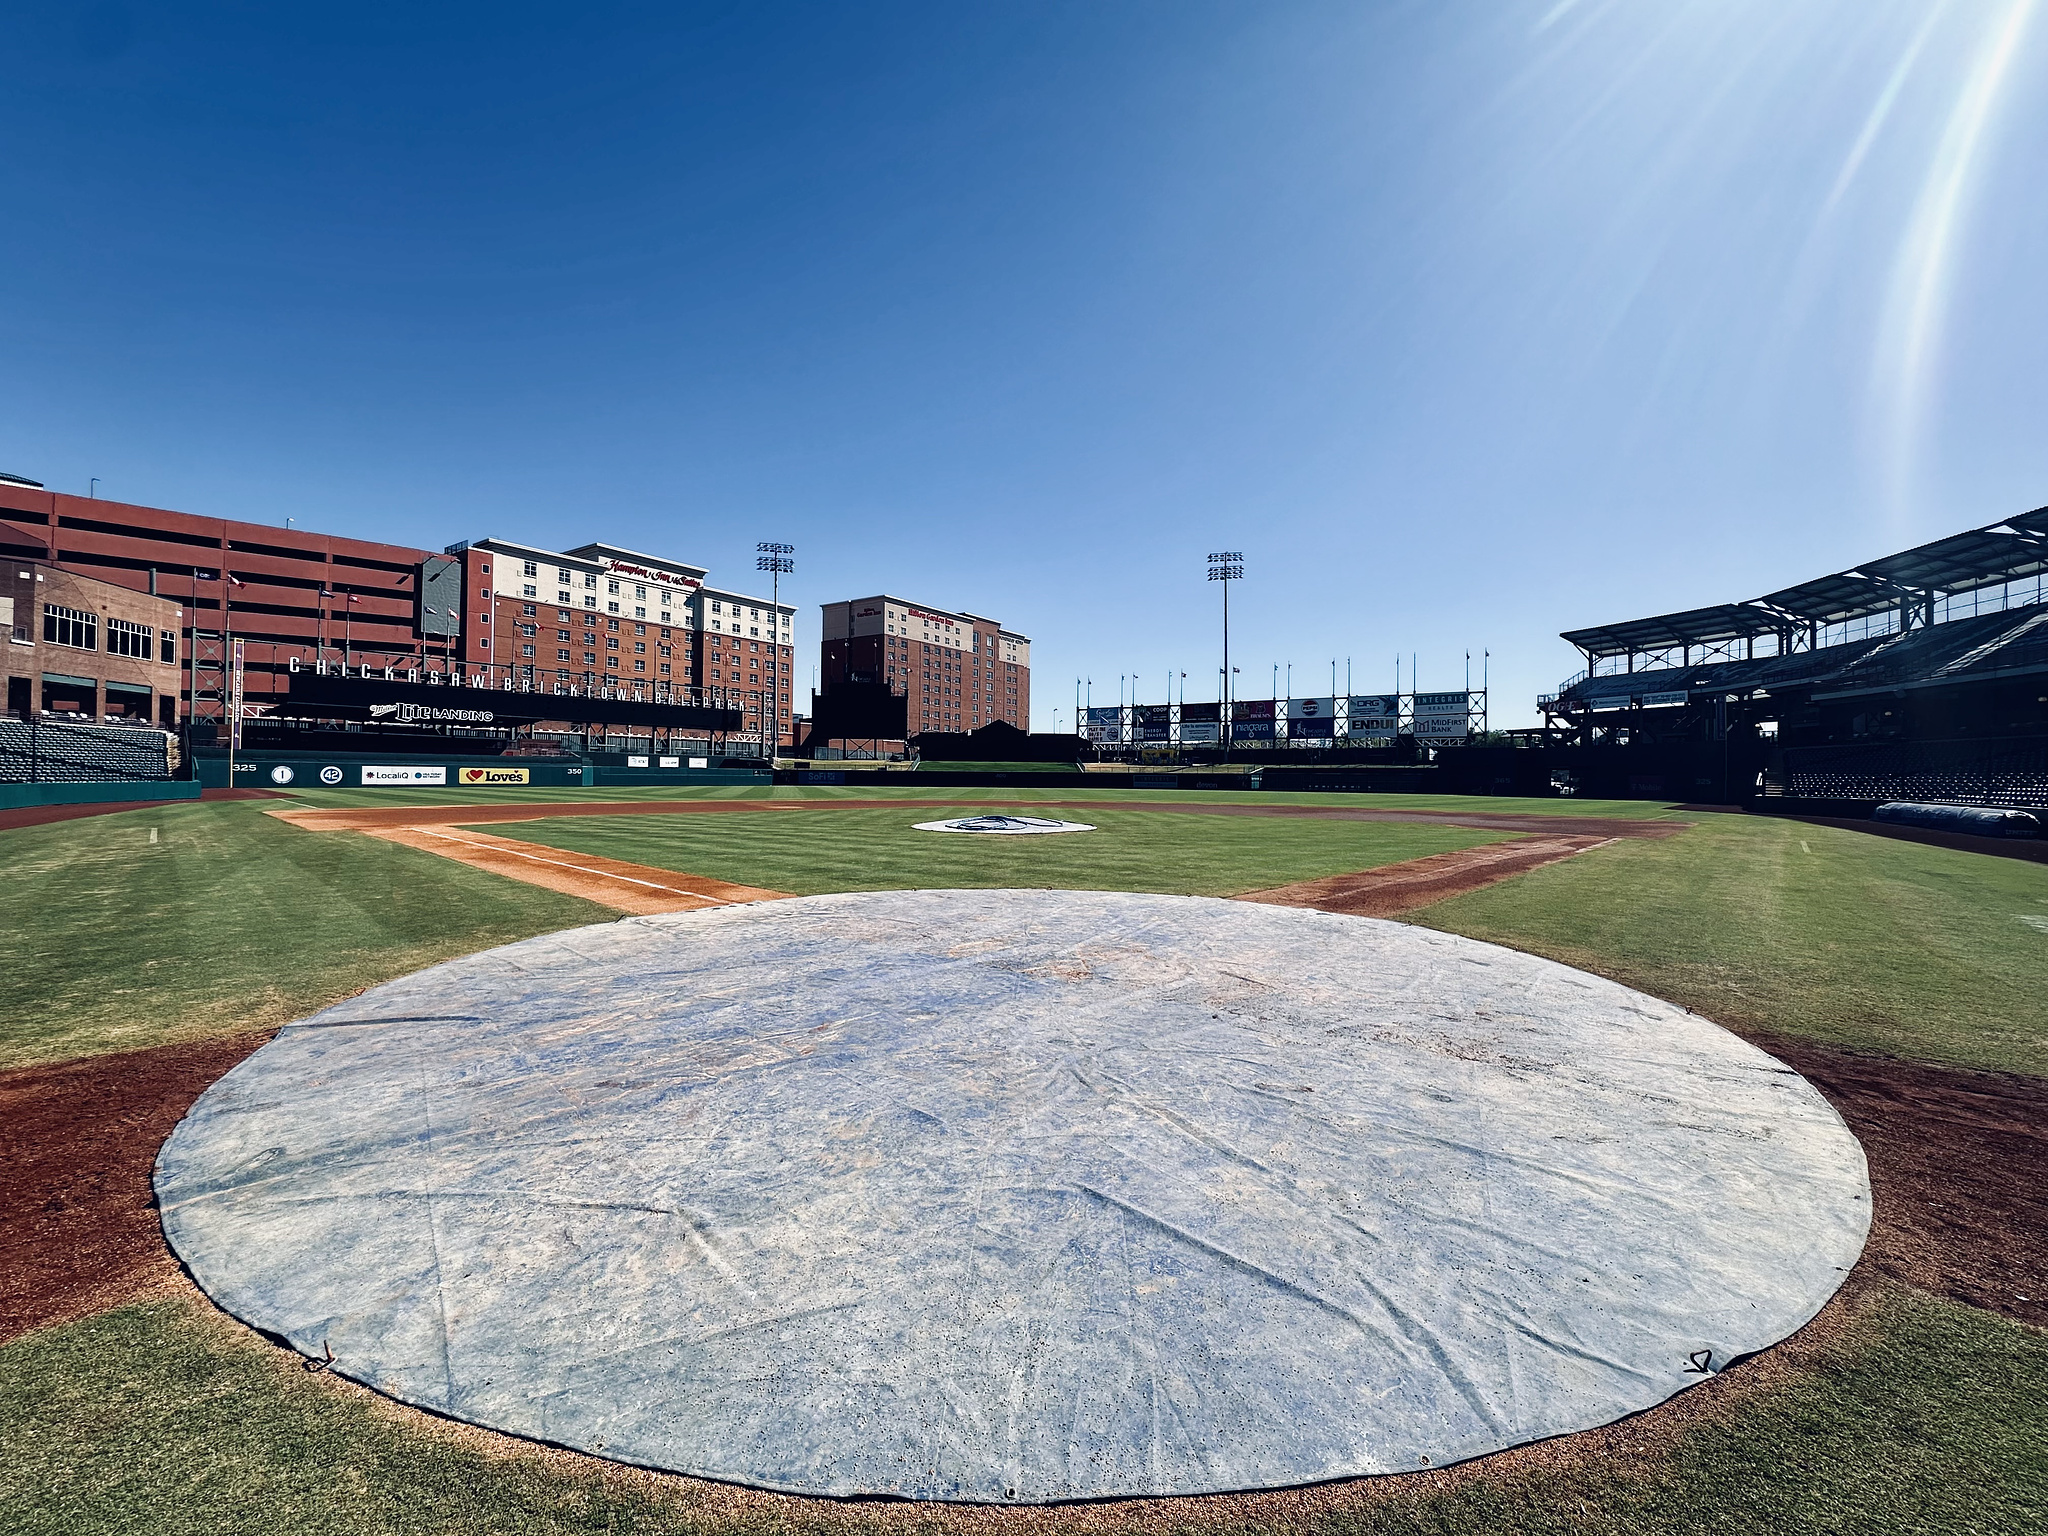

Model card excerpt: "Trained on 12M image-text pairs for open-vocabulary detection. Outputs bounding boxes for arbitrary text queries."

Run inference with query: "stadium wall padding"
[0,779,203,810]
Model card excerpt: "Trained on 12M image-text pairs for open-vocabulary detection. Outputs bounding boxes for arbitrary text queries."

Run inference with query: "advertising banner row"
[1084,693,1478,743]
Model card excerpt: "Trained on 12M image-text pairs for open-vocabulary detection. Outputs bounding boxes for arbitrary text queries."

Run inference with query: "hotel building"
[820,595,1030,734]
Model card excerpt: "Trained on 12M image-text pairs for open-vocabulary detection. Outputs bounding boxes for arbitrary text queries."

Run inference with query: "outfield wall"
[0,779,203,811]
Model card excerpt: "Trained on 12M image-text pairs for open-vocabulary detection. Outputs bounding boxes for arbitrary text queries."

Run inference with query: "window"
[521,644,535,658]
[43,604,97,650]
[607,579,620,595]
[606,636,619,650]
[557,568,572,584]
[607,617,620,631]
[658,644,671,658]
[633,606,645,619]
[522,560,537,578]
[106,617,153,658]
[583,574,597,588]
[557,648,571,661]
[558,591,571,604]
[634,585,646,599]
[634,660,645,672]
[518,624,536,637]
[522,604,536,617]
[633,641,646,654]
[584,613,597,628]
[522,585,537,598]
[582,651,596,663]
[557,629,570,641]
[159,631,176,663]
[633,623,646,636]
[659,662,671,675]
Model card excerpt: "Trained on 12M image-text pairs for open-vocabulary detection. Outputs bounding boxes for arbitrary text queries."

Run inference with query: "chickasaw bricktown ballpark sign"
[285,671,742,731]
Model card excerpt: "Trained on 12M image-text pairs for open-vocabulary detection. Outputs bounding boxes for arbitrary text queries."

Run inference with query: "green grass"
[273,782,1689,816]
[2,1284,2041,1535]
[1416,810,2048,1078]
[471,806,1512,898]
[0,802,613,1072]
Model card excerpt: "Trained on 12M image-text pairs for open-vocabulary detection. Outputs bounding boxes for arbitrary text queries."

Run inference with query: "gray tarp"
[157,891,1868,1501]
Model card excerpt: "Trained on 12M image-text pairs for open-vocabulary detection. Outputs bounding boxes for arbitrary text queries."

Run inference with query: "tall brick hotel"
[0,473,796,748]
[820,595,1030,734]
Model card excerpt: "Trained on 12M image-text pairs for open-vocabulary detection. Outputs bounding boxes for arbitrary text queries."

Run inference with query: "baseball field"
[3,783,2043,1534]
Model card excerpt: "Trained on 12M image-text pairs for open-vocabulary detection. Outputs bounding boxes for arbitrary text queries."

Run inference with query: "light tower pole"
[1207,551,1241,757]
[756,542,793,757]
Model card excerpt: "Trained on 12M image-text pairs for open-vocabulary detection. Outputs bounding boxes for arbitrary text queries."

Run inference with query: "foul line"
[408,829,724,902]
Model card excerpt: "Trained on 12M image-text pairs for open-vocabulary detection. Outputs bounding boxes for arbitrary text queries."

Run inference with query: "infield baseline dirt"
[359,825,791,913]
[271,799,1674,914]
[270,798,1688,840]
[1235,834,1615,917]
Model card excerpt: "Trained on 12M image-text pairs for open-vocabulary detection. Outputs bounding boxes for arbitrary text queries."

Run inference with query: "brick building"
[820,596,1030,734]
[0,475,798,747]
[4,558,184,722]
[463,539,796,748]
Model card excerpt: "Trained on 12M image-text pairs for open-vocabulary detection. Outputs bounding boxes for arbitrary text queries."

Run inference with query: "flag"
[319,587,333,597]
[348,593,362,604]
[225,574,246,588]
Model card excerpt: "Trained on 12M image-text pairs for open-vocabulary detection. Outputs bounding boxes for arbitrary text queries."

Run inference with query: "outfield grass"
[1417,810,2048,1078]
[476,805,1513,897]
[2,1283,2040,1536]
[0,802,612,1072]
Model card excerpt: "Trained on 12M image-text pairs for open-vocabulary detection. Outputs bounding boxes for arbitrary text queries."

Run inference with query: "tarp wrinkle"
[155,889,1868,1503]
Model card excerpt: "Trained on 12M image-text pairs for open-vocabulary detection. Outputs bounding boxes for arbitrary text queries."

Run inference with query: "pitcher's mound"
[157,890,1867,1502]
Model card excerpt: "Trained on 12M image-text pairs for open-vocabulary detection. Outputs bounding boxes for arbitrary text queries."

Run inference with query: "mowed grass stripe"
[1415,811,2048,1079]
[466,806,1517,898]
[0,802,613,1072]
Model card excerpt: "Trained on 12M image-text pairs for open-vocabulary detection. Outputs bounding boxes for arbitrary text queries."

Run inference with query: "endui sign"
[362,765,448,785]
[459,766,531,785]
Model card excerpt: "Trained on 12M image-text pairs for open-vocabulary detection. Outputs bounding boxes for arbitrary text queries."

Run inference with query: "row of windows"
[39,605,175,662]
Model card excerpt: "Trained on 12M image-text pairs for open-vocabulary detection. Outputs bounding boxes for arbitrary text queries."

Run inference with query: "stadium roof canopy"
[1562,504,2048,659]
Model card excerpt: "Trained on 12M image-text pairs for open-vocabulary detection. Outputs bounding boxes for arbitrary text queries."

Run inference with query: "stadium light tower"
[1207,551,1241,754]
[757,542,794,756]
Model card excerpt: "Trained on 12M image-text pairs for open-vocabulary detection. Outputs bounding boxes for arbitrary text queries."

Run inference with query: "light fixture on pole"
[756,543,794,755]
[1206,551,1241,756]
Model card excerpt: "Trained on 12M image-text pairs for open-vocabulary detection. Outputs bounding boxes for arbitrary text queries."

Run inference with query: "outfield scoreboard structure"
[1083,692,1485,748]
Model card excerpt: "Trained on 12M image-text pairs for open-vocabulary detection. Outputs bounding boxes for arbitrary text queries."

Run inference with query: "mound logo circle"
[268,765,296,785]
[319,765,344,785]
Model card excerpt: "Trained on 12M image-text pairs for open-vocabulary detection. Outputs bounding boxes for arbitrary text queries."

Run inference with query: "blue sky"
[3,1,2043,726]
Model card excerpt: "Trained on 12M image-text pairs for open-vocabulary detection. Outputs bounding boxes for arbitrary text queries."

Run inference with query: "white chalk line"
[408,829,724,902]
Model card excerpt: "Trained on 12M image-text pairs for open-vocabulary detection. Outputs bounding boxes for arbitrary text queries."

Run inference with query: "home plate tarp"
[156,891,1869,1502]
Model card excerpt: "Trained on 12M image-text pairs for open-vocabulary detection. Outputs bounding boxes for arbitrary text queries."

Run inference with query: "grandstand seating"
[1785,736,2048,810]
[1559,634,1894,705]
[0,718,177,783]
